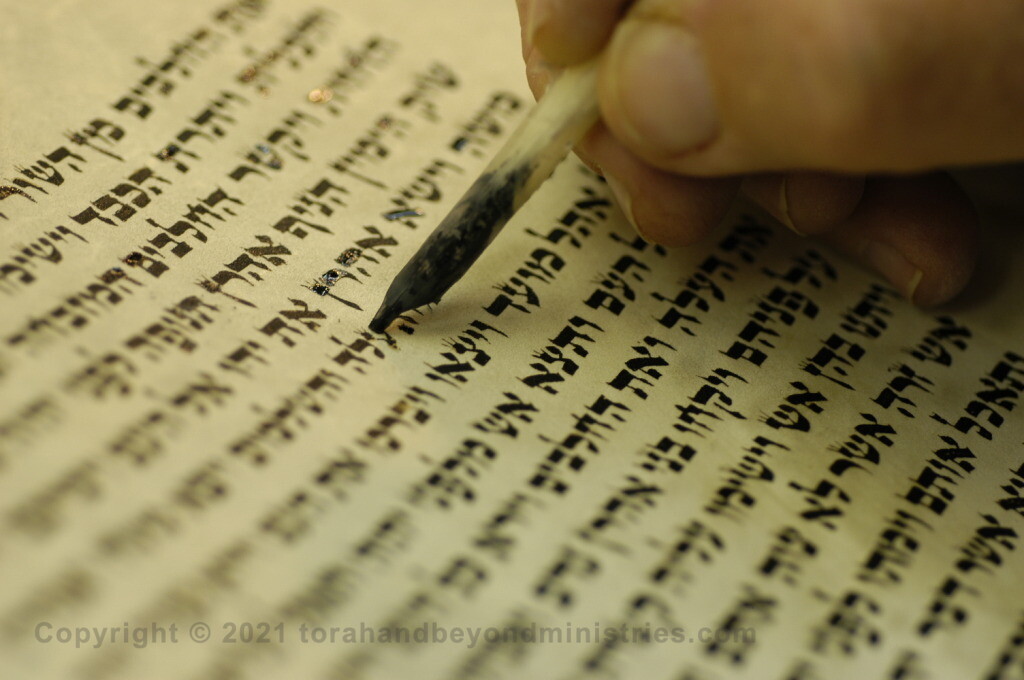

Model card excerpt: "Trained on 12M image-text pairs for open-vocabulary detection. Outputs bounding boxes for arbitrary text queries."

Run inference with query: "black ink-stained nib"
[368,163,532,333]
[369,302,398,334]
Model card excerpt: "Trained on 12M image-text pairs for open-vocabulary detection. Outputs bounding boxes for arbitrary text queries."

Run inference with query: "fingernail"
[526,53,555,96]
[862,241,924,303]
[606,20,719,154]
[778,177,805,236]
[604,173,649,241]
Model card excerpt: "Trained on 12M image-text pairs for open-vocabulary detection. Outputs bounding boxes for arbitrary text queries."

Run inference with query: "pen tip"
[369,302,398,334]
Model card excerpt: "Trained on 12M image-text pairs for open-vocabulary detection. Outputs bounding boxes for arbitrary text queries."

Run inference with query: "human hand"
[515,0,1024,305]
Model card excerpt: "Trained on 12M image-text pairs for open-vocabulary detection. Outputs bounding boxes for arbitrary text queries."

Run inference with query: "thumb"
[598,0,1024,175]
